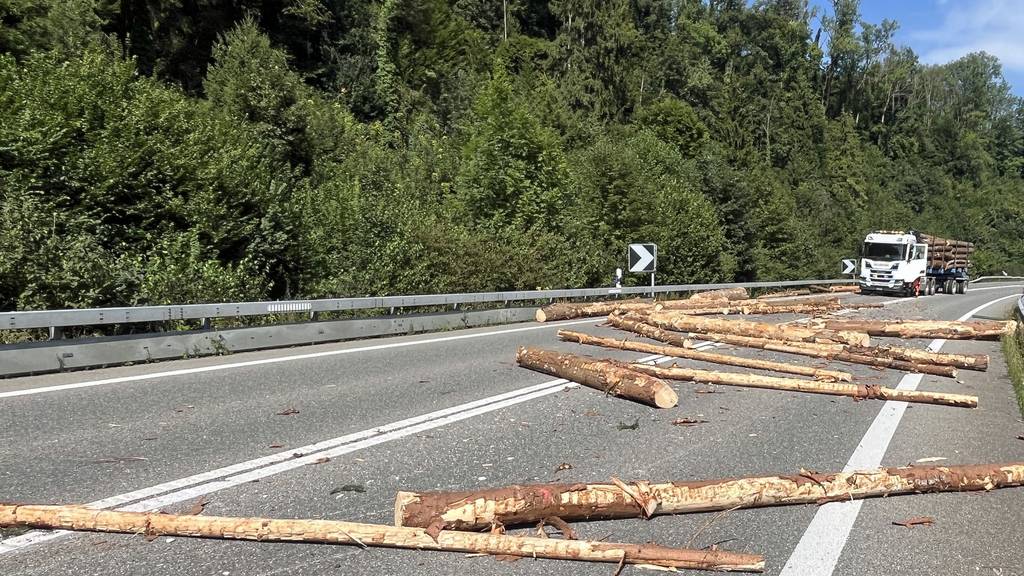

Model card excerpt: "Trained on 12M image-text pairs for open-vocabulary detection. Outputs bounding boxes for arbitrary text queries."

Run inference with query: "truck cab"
[859,231,928,296]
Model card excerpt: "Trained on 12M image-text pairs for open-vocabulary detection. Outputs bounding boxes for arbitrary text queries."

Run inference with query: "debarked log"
[623,363,976,408]
[394,462,1024,531]
[557,330,852,382]
[535,299,652,322]
[0,504,764,572]
[515,347,678,408]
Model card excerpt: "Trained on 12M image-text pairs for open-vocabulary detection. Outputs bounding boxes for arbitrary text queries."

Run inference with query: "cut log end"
[655,386,680,409]
[535,309,547,323]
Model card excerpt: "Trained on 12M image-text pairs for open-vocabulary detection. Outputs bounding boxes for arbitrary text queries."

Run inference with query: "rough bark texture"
[515,347,678,408]
[606,313,695,347]
[689,287,749,301]
[815,319,1016,340]
[828,285,861,293]
[536,299,651,322]
[845,344,988,371]
[394,462,1024,531]
[757,289,811,299]
[637,311,871,347]
[657,296,838,310]
[689,333,961,377]
[652,302,880,316]
[557,330,852,382]
[0,505,763,572]
[624,363,975,407]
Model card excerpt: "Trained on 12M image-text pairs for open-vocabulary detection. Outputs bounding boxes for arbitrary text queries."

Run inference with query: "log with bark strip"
[757,289,811,299]
[656,296,839,311]
[688,287,749,301]
[0,505,763,572]
[623,362,975,407]
[557,330,852,382]
[686,333,960,377]
[535,299,651,322]
[652,301,881,316]
[814,319,1016,340]
[828,285,861,293]
[633,311,871,347]
[515,347,678,408]
[394,462,1024,531]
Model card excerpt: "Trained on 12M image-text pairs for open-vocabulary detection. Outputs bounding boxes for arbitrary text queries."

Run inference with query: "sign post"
[628,243,658,297]
[842,258,857,284]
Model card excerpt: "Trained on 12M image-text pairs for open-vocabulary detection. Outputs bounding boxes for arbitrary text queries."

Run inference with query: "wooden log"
[815,319,1016,341]
[0,504,763,572]
[828,285,861,293]
[557,330,853,382]
[624,363,976,407]
[637,311,871,347]
[656,296,839,311]
[535,299,651,322]
[757,289,811,299]
[653,302,881,316]
[688,333,959,378]
[516,347,678,408]
[607,312,695,347]
[395,462,1024,531]
[846,344,988,371]
[688,287,749,301]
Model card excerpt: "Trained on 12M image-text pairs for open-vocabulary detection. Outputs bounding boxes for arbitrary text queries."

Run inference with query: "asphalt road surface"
[1,283,1023,576]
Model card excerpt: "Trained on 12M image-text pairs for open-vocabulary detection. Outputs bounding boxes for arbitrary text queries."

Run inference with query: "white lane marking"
[2,345,727,555]
[0,318,601,400]
[779,292,1020,575]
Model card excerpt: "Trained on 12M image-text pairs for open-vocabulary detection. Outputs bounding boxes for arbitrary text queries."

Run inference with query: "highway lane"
[1,283,1022,575]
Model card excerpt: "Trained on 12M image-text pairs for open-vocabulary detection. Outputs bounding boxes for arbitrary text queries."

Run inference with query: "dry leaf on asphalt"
[555,462,573,472]
[275,407,300,416]
[893,516,934,528]
[186,496,209,516]
[671,418,709,427]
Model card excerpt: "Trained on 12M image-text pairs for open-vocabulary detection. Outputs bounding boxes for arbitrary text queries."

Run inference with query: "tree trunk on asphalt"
[557,330,852,382]
[0,504,764,572]
[515,347,678,408]
[688,333,962,377]
[757,289,811,299]
[688,287,749,301]
[656,296,840,311]
[814,319,1016,340]
[637,311,871,346]
[623,363,975,408]
[535,299,651,322]
[394,462,1024,531]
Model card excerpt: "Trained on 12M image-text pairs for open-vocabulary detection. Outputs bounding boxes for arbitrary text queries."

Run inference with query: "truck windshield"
[863,242,905,261]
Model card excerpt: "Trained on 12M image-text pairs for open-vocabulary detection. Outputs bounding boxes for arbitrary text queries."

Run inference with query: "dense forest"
[1,0,1022,310]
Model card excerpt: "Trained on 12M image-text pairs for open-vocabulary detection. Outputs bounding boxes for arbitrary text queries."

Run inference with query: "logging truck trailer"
[858,230,973,296]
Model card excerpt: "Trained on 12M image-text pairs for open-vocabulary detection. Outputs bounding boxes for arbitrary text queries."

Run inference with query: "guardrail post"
[200,318,211,330]
[48,326,63,341]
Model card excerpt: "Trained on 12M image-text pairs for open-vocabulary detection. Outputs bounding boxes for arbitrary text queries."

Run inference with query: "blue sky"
[815,0,1024,95]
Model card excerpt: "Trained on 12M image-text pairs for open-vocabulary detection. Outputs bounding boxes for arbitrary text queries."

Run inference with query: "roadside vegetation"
[2,0,1024,313]
[1003,320,1024,418]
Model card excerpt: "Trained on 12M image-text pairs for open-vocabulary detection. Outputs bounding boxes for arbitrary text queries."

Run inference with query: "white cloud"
[911,0,1024,72]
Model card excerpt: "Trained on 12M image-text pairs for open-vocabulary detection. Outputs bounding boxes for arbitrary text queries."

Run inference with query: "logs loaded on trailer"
[0,504,764,572]
[812,318,1016,341]
[557,329,853,382]
[535,299,651,322]
[630,310,872,346]
[515,347,678,408]
[623,362,976,407]
[394,462,1024,532]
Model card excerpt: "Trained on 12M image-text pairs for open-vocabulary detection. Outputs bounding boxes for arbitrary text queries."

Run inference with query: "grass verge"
[1003,322,1024,418]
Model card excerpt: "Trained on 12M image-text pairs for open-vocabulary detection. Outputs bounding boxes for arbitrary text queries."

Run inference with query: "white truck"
[858,230,973,296]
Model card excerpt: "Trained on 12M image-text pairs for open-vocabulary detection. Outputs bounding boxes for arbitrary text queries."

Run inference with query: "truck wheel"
[945,279,954,294]
[956,280,965,295]
[962,280,969,293]
[926,278,935,295]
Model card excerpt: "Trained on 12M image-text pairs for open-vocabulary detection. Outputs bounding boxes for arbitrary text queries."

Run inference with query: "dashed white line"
[778,292,1021,575]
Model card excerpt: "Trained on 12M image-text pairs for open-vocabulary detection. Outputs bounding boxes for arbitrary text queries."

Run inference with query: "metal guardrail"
[2,279,853,332]
[974,276,1024,283]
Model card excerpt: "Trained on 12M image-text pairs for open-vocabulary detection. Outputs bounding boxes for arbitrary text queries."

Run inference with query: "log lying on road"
[757,289,811,299]
[516,347,678,408]
[395,462,1024,532]
[689,287,749,301]
[846,344,988,371]
[0,505,764,572]
[624,363,975,407]
[606,313,694,347]
[689,333,960,378]
[653,301,881,316]
[535,299,651,322]
[828,285,861,293]
[637,311,871,346]
[814,319,1016,341]
[557,330,852,382]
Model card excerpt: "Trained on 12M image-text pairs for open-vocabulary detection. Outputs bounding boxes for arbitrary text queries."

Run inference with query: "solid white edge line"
[2,346,727,554]
[778,292,1021,576]
[0,318,601,400]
